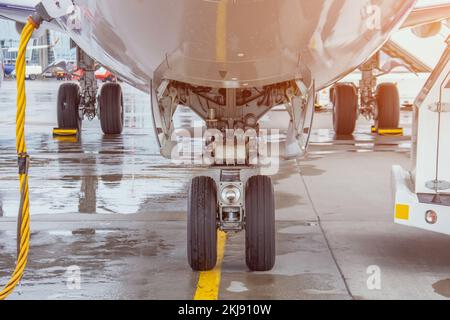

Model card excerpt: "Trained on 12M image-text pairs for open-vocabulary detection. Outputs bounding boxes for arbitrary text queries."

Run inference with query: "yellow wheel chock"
[52,128,79,137]
[371,126,404,136]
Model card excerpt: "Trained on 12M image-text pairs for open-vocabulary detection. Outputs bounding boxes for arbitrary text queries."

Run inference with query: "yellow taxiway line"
[194,0,229,301]
[194,231,227,300]
[194,0,228,300]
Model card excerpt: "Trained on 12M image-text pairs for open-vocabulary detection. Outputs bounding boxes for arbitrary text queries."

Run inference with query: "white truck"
[12,65,43,80]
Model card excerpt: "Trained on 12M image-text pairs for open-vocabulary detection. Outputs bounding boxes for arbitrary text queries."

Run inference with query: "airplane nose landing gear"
[188,170,276,272]
[218,170,244,232]
[153,76,314,272]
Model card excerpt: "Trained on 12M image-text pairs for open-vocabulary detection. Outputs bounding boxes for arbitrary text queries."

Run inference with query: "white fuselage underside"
[5,0,417,91]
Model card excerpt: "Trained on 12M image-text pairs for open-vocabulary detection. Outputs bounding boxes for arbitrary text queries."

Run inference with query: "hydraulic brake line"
[0,16,42,300]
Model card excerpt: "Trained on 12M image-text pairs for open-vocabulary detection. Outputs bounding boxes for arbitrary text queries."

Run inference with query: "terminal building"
[0,20,75,69]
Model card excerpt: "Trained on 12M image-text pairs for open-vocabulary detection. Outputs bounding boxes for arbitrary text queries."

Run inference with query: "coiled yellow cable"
[0,21,36,300]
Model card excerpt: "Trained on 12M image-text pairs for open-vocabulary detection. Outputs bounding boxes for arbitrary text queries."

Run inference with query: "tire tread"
[246,176,275,271]
[188,176,218,271]
[333,83,358,135]
[99,83,124,135]
[57,83,80,130]
[376,83,400,129]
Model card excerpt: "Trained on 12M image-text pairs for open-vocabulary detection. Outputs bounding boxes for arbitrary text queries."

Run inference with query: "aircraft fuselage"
[38,0,416,91]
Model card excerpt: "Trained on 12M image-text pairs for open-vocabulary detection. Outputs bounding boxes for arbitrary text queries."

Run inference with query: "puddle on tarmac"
[0,82,196,217]
[226,281,249,293]
[221,273,348,300]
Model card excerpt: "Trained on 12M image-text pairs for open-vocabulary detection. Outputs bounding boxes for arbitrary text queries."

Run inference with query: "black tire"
[188,176,218,271]
[245,176,276,272]
[332,83,358,135]
[57,83,81,130]
[99,83,124,135]
[29,74,36,81]
[376,83,400,129]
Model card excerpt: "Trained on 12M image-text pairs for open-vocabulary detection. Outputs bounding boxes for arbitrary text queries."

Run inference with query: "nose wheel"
[187,174,276,272]
[245,175,276,271]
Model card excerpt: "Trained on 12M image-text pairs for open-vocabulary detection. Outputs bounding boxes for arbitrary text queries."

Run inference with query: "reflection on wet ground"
[307,109,412,155]
[221,221,350,300]
[0,221,195,299]
[0,81,204,217]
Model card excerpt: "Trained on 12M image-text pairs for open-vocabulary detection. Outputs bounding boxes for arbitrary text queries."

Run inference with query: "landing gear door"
[150,80,164,149]
[301,81,316,153]
[285,81,315,159]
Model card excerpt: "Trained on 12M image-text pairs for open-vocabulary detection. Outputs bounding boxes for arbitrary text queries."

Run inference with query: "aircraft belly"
[53,0,416,90]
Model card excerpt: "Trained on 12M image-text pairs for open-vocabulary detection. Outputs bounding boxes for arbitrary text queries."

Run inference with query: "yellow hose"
[0,21,36,300]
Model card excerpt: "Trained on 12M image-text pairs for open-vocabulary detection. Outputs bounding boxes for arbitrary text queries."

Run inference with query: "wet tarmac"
[0,80,449,300]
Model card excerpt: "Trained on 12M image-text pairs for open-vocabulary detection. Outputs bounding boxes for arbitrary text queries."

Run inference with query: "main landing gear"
[331,52,401,135]
[55,47,124,136]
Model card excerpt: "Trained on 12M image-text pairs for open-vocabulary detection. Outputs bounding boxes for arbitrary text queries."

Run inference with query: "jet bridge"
[392,36,450,235]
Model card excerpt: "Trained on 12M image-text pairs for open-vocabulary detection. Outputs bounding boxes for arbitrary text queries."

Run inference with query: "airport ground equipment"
[392,37,450,235]
[371,126,404,136]
[52,128,79,143]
